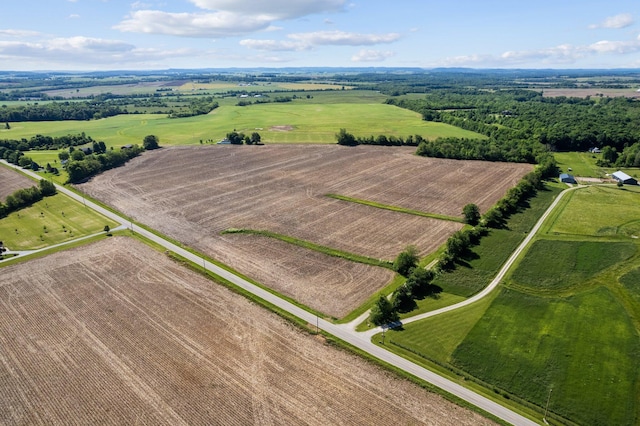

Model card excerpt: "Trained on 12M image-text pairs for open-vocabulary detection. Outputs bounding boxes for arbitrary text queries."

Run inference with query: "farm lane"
[358,184,583,338]
[4,161,537,426]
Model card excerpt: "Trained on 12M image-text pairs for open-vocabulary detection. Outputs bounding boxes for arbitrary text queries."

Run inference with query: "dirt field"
[542,88,640,98]
[0,238,495,426]
[0,165,34,200]
[80,145,531,317]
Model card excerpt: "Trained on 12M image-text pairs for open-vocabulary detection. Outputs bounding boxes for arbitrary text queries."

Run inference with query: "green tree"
[405,267,436,299]
[393,245,419,276]
[38,179,56,196]
[601,146,618,164]
[226,131,245,145]
[392,285,416,313]
[143,135,160,150]
[370,295,399,326]
[58,151,70,162]
[336,128,357,146]
[462,203,481,225]
[250,132,262,144]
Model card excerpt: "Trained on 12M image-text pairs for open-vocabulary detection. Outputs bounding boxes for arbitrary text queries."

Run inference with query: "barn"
[559,173,577,184]
[612,171,638,185]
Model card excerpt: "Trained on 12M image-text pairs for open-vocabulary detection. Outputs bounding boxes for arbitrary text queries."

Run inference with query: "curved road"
[5,161,564,426]
[359,183,581,338]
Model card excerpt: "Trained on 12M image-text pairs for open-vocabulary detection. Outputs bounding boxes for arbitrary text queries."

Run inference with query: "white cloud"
[116,0,348,38]
[239,39,308,51]
[188,0,346,19]
[241,30,401,52]
[351,49,395,62]
[114,10,273,37]
[0,29,42,38]
[440,34,640,67]
[68,14,81,19]
[589,13,634,29]
[289,30,400,46]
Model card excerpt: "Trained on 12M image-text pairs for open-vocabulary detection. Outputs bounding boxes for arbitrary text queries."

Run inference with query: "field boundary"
[326,194,464,223]
[222,228,394,269]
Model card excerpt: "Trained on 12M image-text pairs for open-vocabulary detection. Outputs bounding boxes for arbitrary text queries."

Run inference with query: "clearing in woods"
[0,237,494,426]
[79,145,532,318]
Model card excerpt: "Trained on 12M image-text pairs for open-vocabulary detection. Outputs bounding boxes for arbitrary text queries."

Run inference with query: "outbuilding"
[559,173,577,184]
[612,171,638,185]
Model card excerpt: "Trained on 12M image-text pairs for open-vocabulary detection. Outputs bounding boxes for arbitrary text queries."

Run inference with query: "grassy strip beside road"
[326,194,464,223]
[222,228,394,269]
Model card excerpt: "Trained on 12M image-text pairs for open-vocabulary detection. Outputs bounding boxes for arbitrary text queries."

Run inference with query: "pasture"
[554,151,640,180]
[544,185,640,237]
[381,181,640,425]
[78,145,531,318]
[2,102,484,148]
[0,192,118,250]
[0,238,492,425]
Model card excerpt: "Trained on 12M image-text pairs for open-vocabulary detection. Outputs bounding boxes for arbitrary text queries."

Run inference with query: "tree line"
[369,164,553,327]
[0,179,56,219]
[0,101,124,122]
[335,128,423,147]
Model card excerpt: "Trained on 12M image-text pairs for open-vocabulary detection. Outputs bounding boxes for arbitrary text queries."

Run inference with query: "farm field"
[0,237,494,426]
[383,183,640,425]
[541,87,640,98]
[79,145,532,318]
[544,185,640,237]
[1,102,484,148]
[0,164,34,199]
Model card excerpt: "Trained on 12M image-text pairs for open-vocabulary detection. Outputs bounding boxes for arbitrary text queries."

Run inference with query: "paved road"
[4,162,541,425]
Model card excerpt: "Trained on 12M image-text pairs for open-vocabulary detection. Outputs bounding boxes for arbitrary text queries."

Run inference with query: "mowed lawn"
[0,193,118,250]
[545,185,640,237]
[1,103,484,147]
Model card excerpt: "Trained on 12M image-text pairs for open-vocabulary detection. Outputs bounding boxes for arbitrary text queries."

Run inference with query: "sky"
[1,0,640,71]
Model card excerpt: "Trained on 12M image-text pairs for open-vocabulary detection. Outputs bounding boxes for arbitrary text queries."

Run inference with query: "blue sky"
[1,0,639,70]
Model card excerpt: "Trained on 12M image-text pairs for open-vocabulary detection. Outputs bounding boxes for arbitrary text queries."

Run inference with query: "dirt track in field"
[0,238,495,426]
[80,145,531,317]
[0,166,34,200]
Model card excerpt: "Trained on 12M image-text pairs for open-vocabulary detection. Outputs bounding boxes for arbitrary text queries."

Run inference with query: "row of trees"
[0,101,124,122]
[65,144,144,183]
[168,97,219,118]
[370,246,442,326]
[0,179,56,218]
[335,128,423,147]
[226,131,262,145]
[370,164,552,327]
[1,133,95,152]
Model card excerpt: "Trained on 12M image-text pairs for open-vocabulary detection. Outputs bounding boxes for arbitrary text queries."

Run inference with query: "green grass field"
[554,151,640,179]
[1,102,484,148]
[381,182,640,425]
[544,185,640,238]
[510,239,636,292]
[452,286,639,426]
[0,193,118,250]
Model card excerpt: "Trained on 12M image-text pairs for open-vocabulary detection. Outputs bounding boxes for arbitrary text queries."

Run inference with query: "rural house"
[559,173,577,184]
[612,171,638,185]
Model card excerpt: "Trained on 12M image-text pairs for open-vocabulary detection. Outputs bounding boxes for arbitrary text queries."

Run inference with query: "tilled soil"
[0,238,496,426]
[79,145,531,317]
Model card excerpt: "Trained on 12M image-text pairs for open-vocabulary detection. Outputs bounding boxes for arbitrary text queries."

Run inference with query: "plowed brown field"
[0,238,495,426]
[0,166,34,200]
[80,145,532,317]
